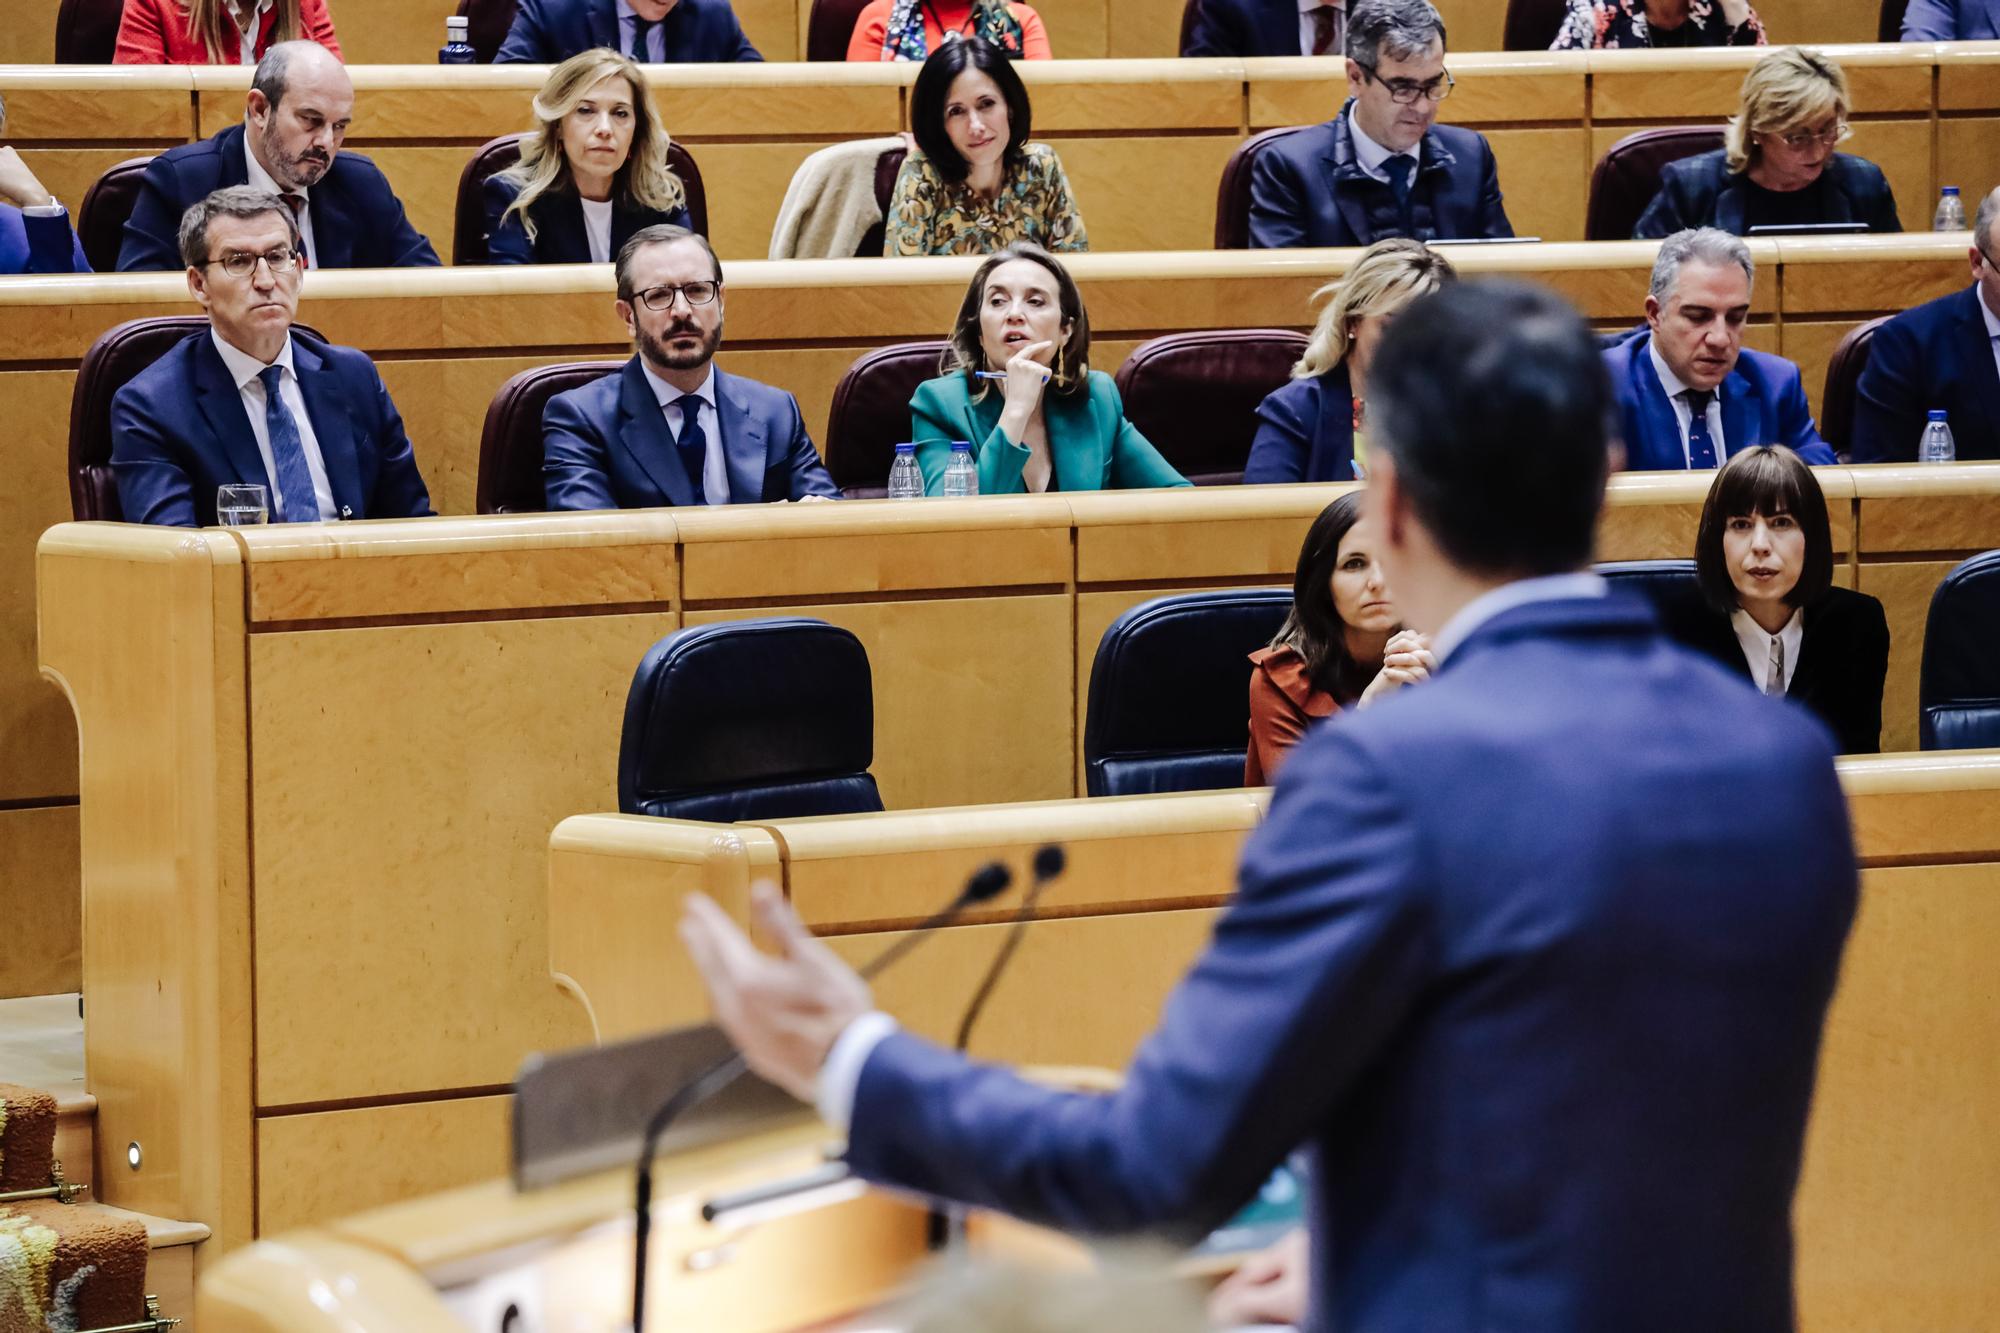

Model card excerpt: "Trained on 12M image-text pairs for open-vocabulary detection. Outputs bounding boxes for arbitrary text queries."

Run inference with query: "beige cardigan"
[767,136,907,260]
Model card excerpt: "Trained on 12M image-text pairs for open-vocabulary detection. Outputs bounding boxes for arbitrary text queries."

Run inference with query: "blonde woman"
[1244,239,1454,483]
[1635,48,1901,238]
[115,0,342,64]
[484,48,690,267]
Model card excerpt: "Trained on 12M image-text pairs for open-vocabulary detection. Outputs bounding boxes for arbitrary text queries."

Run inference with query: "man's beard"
[263,123,331,189]
[638,318,722,372]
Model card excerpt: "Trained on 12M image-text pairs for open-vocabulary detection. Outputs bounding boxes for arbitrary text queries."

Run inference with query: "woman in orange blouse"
[1245,492,1433,786]
[846,0,1051,61]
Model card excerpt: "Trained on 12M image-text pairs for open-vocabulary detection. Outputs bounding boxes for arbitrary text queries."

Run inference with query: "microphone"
[954,844,1066,1053]
[630,859,1016,1332]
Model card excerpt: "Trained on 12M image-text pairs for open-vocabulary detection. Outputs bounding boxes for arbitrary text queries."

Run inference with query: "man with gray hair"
[0,91,89,273]
[1246,0,1511,248]
[117,41,436,272]
[1604,226,1832,471]
[109,186,432,527]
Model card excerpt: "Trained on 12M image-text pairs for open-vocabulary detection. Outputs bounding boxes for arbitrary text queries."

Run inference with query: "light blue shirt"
[617,0,665,61]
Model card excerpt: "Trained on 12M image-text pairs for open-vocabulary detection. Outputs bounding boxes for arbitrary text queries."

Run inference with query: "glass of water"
[216,484,270,526]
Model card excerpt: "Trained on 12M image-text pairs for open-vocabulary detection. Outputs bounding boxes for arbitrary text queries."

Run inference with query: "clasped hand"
[1358,629,1436,708]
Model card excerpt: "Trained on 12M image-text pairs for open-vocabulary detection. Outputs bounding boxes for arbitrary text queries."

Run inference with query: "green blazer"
[909,369,1192,495]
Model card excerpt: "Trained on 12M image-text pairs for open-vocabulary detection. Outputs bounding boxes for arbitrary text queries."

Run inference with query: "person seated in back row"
[496,0,761,64]
[848,0,1051,60]
[543,225,840,509]
[114,0,342,64]
[1248,0,1512,249]
[0,94,89,274]
[1183,0,1351,57]
[1551,0,1765,49]
[111,187,433,526]
[909,243,1189,494]
[484,49,690,266]
[1605,227,1832,471]
[1902,0,2000,39]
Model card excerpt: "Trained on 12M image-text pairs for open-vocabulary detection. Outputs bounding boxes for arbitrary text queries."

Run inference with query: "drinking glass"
[216,483,270,526]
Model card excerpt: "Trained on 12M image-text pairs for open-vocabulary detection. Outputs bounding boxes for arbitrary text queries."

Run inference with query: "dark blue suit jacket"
[1633,150,1902,239]
[480,175,690,265]
[1902,0,2000,38]
[1248,107,1513,249]
[1852,285,2000,463]
[1244,363,1355,483]
[494,0,761,63]
[116,125,439,272]
[0,203,89,274]
[110,330,433,527]
[1605,331,1834,470]
[845,592,1856,1332]
[542,357,838,508]
[1183,0,1302,55]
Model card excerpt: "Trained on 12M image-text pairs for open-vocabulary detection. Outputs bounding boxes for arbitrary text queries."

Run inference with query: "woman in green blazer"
[910,243,1191,495]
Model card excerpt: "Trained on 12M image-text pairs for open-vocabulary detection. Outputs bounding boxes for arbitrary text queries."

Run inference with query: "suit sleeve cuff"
[814,1010,898,1134]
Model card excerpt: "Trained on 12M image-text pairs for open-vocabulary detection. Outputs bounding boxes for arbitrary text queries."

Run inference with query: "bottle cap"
[447,15,468,33]
[1928,409,1949,421]
[1942,185,1960,195]
[894,441,916,453]
[951,439,972,451]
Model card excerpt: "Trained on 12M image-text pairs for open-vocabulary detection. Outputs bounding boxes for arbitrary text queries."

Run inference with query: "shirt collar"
[1430,572,1610,666]
[1298,0,1342,15]
[639,359,716,412]
[243,134,305,206]
[1978,282,2000,340]
[1731,605,1805,677]
[210,327,296,390]
[1647,334,1701,401]
[225,0,273,25]
[1344,107,1397,180]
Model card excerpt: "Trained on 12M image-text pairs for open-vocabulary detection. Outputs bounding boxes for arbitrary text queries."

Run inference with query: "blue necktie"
[630,14,658,60]
[257,365,322,523]
[1683,388,1718,470]
[672,398,707,505]
[1383,154,1417,230]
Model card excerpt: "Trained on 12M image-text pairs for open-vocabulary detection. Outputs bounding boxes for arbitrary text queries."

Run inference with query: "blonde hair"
[180,0,303,62]
[1293,238,1455,380]
[497,48,686,245]
[1726,48,1850,175]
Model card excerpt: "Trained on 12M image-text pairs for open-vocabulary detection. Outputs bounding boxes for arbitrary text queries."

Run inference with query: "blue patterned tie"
[672,398,708,505]
[1683,388,1718,470]
[257,365,322,523]
[630,14,658,60]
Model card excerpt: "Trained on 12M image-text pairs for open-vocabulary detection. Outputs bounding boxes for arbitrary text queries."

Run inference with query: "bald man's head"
[246,42,352,191]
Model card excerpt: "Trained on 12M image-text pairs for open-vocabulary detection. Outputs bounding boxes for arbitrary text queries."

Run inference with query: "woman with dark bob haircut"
[1245,492,1432,785]
[1686,445,1888,752]
[883,37,1088,256]
[908,243,1187,494]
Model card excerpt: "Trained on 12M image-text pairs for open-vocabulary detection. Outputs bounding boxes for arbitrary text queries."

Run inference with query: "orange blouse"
[1245,645,1341,787]
[845,0,1053,60]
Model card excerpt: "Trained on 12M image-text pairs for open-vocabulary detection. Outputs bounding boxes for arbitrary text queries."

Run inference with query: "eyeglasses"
[1976,243,1998,272]
[1770,122,1850,151]
[1354,64,1454,105]
[206,247,299,278]
[633,281,720,310]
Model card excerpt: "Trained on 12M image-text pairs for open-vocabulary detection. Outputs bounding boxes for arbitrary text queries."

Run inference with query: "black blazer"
[1182,0,1303,55]
[1685,585,1890,754]
[1634,149,1902,238]
[481,175,690,266]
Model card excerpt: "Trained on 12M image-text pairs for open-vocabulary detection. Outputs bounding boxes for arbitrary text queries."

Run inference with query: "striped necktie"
[280,194,308,269]
[257,365,322,523]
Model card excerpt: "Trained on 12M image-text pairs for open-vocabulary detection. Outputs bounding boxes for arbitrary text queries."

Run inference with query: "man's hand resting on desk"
[680,881,873,1100]
[1206,1226,1309,1328]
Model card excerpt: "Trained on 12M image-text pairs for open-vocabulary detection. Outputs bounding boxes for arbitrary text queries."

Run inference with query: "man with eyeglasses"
[109,186,433,527]
[1852,184,2000,464]
[542,224,840,509]
[1245,0,1511,249]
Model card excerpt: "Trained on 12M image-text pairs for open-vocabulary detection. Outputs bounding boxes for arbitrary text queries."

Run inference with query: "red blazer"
[1244,645,1340,786]
[115,0,343,65]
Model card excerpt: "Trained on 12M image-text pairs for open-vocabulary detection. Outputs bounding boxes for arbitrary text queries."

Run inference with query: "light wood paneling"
[0,804,81,998]
[321,0,455,64]
[1841,118,1937,226]
[1106,0,1184,58]
[1040,134,1241,252]
[1936,117,2000,203]
[0,367,82,804]
[1486,126,1591,243]
[1854,463,2000,552]
[1853,559,1953,754]
[256,1096,512,1236]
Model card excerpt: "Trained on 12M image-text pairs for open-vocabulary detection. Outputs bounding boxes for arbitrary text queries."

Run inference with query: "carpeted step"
[2,1082,150,1329]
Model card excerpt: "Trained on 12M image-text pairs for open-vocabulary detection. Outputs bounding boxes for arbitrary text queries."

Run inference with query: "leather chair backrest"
[1918,549,2000,750]
[823,341,951,497]
[1502,0,1569,50]
[1820,316,1888,461]
[69,315,324,522]
[855,146,908,258]
[1114,329,1308,486]
[475,360,627,514]
[618,618,884,822]
[1177,0,1201,54]
[453,0,520,62]
[807,0,873,60]
[1214,126,1311,249]
[1083,589,1293,797]
[1585,127,1726,241]
[1879,0,1912,41]
[453,134,709,265]
[77,156,156,273]
[55,0,122,62]
[1595,559,1714,649]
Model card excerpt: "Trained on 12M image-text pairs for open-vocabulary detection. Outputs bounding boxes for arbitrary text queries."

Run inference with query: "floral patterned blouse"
[883,142,1089,257]
[1550,0,1766,48]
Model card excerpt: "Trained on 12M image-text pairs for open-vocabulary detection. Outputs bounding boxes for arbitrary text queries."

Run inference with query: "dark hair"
[178,185,301,268]
[909,37,1032,186]
[1368,281,1612,577]
[615,224,722,300]
[1345,0,1448,65]
[946,242,1090,400]
[1693,445,1833,613]
[1270,492,1380,702]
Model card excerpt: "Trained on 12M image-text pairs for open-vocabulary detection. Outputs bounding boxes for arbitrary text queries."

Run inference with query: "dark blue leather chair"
[1919,551,2000,750]
[1596,559,1715,649]
[618,618,884,821]
[1083,589,1292,797]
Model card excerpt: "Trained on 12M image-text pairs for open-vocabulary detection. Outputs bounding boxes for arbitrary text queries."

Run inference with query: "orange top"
[1244,645,1341,787]
[845,0,1053,60]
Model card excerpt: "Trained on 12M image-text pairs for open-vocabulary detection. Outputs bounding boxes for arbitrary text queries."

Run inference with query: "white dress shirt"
[1731,606,1804,696]
[1980,280,2000,389]
[209,330,338,521]
[226,0,273,64]
[1298,0,1347,56]
[617,0,664,61]
[638,360,729,503]
[243,136,318,269]
[579,196,615,264]
[1648,337,1728,469]
[1344,106,1400,185]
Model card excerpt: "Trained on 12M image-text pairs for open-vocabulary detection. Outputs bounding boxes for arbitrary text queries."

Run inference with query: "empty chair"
[619,618,884,821]
[76,156,155,273]
[1819,317,1889,461]
[1919,551,2000,750]
[1585,127,1726,242]
[475,360,625,514]
[454,0,520,62]
[1114,330,1309,486]
[1214,126,1310,249]
[452,133,708,266]
[823,341,951,497]
[1083,589,1293,797]
[1502,0,1569,49]
[806,0,872,59]
[55,0,123,62]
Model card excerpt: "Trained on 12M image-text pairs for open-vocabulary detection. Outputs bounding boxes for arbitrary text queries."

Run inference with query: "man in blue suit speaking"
[680,282,1858,1330]
[495,0,762,64]
[542,225,838,509]
[1606,227,1834,471]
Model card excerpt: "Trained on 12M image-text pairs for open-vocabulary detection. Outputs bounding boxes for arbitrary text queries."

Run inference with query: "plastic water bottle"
[887,442,925,499]
[439,15,476,64]
[941,440,978,497]
[1934,186,1966,231]
[1919,410,1957,464]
